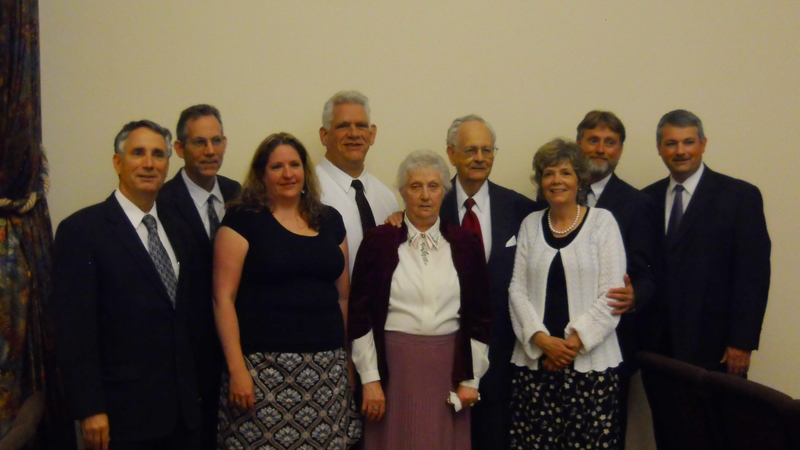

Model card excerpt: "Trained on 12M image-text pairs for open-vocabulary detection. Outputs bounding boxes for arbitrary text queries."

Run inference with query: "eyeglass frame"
[455,146,499,159]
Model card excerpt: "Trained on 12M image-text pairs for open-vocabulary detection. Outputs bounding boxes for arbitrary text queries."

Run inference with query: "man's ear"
[174,140,185,159]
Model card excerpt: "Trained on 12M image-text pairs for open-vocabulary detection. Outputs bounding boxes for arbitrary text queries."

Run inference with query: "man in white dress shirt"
[316,90,398,276]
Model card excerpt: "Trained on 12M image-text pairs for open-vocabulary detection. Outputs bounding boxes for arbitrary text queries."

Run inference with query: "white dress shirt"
[316,157,398,276]
[454,179,492,261]
[114,189,179,276]
[587,172,613,208]
[180,168,226,237]
[351,217,490,388]
[664,163,705,233]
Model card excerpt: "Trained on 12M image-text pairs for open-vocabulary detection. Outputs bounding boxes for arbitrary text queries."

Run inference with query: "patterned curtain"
[1,1,74,448]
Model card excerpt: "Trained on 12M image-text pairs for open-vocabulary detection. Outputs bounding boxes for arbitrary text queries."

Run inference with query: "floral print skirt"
[509,363,621,450]
[217,348,362,449]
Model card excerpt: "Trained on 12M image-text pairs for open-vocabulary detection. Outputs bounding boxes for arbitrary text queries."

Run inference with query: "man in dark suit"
[53,121,201,449]
[576,110,659,445]
[440,114,543,450]
[159,104,241,449]
[643,109,771,376]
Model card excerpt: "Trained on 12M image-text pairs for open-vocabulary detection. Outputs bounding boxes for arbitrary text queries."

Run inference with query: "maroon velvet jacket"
[348,222,492,386]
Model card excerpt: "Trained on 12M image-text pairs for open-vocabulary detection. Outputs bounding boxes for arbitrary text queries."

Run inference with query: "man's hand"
[607,274,635,315]
[361,381,386,422]
[721,347,752,377]
[384,211,404,228]
[456,385,479,408]
[81,413,110,450]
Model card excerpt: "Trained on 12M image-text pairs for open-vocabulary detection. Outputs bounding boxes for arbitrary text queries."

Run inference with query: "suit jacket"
[158,171,241,390]
[594,173,660,370]
[52,194,201,442]
[643,167,771,370]
[440,180,542,400]
[348,222,493,387]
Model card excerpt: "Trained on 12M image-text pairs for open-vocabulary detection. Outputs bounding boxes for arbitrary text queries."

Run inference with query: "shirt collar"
[668,162,705,196]
[180,168,223,207]
[590,172,613,198]
[455,178,490,214]
[405,215,441,250]
[115,188,158,227]
[320,157,369,194]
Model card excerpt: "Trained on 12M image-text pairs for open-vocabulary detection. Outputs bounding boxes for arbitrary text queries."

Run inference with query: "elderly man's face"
[447,121,495,187]
[113,127,169,201]
[578,125,623,182]
[401,167,444,230]
[319,103,376,173]
[657,125,706,183]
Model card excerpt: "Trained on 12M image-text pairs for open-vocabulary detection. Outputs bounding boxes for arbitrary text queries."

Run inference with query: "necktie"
[351,180,376,233]
[142,214,178,306]
[585,186,595,207]
[207,195,220,241]
[667,184,685,237]
[462,198,484,251]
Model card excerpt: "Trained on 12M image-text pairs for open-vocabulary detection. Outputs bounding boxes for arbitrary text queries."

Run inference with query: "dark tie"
[351,180,376,233]
[667,184,685,237]
[142,214,178,306]
[207,195,220,241]
[462,198,484,251]
[584,186,594,207]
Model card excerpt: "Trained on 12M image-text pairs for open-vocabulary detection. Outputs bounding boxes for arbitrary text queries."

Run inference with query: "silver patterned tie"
[207,195,220,241]
[142,214,177,306]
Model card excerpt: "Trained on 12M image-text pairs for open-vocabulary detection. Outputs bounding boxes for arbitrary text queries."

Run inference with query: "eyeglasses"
[186,136,226,150]
[458,146,498,159]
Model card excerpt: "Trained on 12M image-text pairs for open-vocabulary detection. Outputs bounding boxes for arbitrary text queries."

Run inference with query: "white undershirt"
[351,217,489,388]
[114,189,179,276]
[180,168,225,237]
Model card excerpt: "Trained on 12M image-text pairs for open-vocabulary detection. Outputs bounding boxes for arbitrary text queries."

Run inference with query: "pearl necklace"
[548,204,581,235]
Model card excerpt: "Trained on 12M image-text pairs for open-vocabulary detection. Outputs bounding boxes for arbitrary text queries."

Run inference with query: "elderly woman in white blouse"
[508,139,626,450]
[347,150,492,450]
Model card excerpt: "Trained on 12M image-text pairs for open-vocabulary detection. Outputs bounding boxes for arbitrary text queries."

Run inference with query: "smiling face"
[319,103,376,177]
[174,115,227,191]
[578,125,623,183]
[400,167,444,231]
[263,144,305,204]
[657,125,706,183]
[114,127,169,210]
[541,160,579,207]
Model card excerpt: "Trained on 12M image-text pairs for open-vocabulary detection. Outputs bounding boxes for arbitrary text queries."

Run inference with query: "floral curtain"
[1,0,74,448]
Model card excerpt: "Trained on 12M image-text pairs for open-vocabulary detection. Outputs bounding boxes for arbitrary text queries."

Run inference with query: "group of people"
[52,90,771,450]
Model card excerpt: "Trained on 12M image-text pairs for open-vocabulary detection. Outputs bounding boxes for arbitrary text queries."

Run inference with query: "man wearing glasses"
[441,115,543,450]
[160,104,241,449]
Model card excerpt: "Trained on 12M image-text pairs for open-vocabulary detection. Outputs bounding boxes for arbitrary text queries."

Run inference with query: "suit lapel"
[441,177,460,226]
[487,181,511,265]
[104,195,174,305]
[171,172,212,252]
[595,174,622,210]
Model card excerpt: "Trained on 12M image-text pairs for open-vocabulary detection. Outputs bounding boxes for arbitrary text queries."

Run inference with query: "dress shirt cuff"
[468,339,490,384]
[351,330,381,383]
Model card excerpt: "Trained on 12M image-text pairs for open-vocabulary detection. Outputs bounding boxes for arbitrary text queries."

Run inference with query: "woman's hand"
[361,381,386,422]
[534,332,578,369]
[229,367,255,411]
[456,385,480,409]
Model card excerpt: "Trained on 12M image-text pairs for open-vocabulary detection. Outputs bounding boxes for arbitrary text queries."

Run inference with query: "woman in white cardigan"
[508,139,626,450]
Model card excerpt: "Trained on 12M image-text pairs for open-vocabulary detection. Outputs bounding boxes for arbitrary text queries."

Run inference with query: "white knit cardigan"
[509,208,626,373]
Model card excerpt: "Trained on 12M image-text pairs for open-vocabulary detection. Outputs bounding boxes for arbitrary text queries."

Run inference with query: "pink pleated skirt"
[364,331,471,450]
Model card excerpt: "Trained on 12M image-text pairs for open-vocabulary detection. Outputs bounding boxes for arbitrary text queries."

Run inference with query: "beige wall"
[40,0,799,439]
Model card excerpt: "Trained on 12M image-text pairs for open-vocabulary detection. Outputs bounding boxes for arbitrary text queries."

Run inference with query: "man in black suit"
[440,114,543,450]
[159,104,241,449]
[643,109,771,376]
[53,121,201,449]
[576,110,659,445]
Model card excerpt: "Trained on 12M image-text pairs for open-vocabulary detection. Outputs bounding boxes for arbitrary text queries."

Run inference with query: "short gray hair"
[446,114,496,147]
[321,90,371,130]
[396,150,452,192]
[656,109,705,145]
[114,120,172,157]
